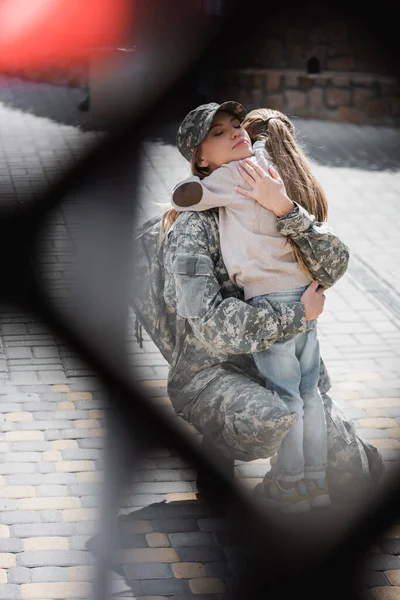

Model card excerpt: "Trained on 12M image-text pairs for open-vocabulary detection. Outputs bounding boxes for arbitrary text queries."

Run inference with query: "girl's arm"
[237,160,349,288]
[164,212,307,355]
[171,165,239,212]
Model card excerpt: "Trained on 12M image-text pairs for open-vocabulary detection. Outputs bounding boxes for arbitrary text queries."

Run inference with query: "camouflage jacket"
[163,205,349,411]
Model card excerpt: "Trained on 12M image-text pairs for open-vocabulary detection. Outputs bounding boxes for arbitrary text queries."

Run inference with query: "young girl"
[171,101,341,514]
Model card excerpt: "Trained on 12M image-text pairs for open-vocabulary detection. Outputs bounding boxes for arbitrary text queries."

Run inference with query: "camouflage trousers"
[181,366,384,502]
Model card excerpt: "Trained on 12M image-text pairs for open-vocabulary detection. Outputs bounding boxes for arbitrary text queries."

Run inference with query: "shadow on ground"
[86,499,239,599]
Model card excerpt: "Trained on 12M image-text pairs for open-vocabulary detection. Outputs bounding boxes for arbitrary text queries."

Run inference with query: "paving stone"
[58,402,75,410]
[118,548,179,563]
[360,571,391,588]
[37,463,56,475]
[0,524,10,537]
[0,404,23,413]
[151,503,216,520]
[68,536,94,551]
[18,497,80,511]
[59,429,92,440]
[2,452,42,463]
[172,562,207,579]
[0,498,18,511]
[0,486,35,498]
[140,578,189,595]
[55,461,95,473]
[0,463,37,475]
[364,554,400,571]
[370,588,400,600]
[24,537,69,551]
[145,532,169,548]
[205,561,234,578]
[74,522,98,536]
[18,550,91,568]
[5,432,44,442]
[0,539,24,552]
[169,532,215,547]
[77,439,104,449]
[33,347,60,359]
[0,553,17,567]
[67,392,93,401]
[76,472,101,484]
[379,540,400,554]
[17,420,73,431]
[5,412,33,422]
[124,563,172,579]
[68,484,100,497]
[36,411,88,421]
[75,401,103,410]
[153,458,189,470]
[80,496,100,508]
[62,449,102,461]
[5,347,32,359]
[178,547,226,562]
[379,449,400,461]
[0,511,41,525]
[7,568,32,584]
[11,523,75,538]
[62,508,98,522]
[67,566,95,582]
[153,518,198,533]
[0,584,21,599]
[198,519,229,533]
[22,403,58,412]
[384,570,400,585]
[51,440,79,450]
[20,581,92,599]
[30,567,68,583]
[9,442,49,452]
[189,577,227,594]
[36,485,68,497]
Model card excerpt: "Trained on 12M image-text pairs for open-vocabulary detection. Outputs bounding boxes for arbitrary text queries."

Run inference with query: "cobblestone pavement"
[0,74,400,599]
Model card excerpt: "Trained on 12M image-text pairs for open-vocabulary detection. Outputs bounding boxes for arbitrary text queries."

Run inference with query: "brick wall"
[215,13,400,126]
[216,69,400,127]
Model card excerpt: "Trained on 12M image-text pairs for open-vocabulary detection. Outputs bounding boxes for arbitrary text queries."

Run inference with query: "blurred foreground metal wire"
[0,1,400,599]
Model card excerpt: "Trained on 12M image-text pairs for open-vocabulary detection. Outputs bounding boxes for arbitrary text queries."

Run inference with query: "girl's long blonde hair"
[241,108,328,279]
[161,108,328,280]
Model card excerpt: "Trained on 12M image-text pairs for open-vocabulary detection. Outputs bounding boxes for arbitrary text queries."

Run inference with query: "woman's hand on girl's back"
[301,281,326,320]
[236,159,294,217]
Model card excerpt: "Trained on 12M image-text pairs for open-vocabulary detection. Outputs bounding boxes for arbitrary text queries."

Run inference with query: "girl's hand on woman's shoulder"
[236,159,294,217]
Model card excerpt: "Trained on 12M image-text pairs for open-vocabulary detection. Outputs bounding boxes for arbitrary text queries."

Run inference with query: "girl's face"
[197,111,252,172]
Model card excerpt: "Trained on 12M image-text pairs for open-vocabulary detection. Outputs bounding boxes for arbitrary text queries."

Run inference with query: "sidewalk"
[1,74,400,599]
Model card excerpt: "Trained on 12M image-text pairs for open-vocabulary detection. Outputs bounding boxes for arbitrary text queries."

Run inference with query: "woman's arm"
[164,213,307,355]
[276,203,349,289]
[236,159,349,289]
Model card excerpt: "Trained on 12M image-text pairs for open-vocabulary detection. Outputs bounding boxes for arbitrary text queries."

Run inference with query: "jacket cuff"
[276,202,315,237]
[278,301,307,338]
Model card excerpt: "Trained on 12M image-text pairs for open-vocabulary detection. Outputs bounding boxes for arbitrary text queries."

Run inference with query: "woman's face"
[197,111,252,172]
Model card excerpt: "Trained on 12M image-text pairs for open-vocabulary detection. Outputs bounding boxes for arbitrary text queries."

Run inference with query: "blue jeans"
[248,286,327,483]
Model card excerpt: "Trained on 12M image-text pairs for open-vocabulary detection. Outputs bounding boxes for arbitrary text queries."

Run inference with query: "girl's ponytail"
[242,108,329,279]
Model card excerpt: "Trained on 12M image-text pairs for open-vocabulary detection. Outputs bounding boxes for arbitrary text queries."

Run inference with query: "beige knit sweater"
[171,142,311,300]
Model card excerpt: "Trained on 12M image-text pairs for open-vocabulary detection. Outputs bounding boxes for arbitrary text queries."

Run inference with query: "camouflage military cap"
[176,101,247,162]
